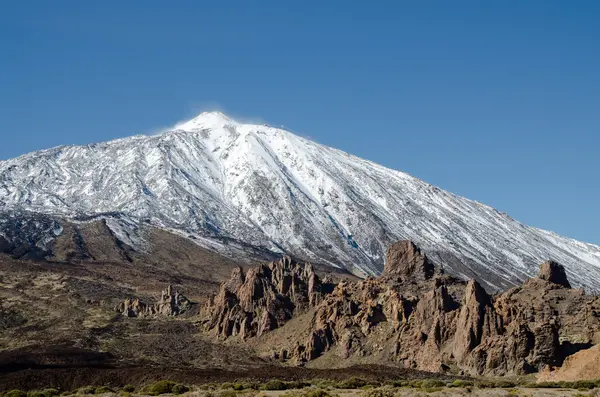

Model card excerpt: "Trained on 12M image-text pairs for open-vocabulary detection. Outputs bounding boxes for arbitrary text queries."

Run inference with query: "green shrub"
[172,384,190,395]
[312,380,336,389]
[122,386,135,393]
[26,390,59,397]
[475,381,496,389]
[286,381,309,390]
[384,380,409,388]
[77,388,96,396]
[408,380,422,388]
[147,381,176,395]
[6,391,27,397]
[420,380,445,389]
[220,383,234,390]
[260,380,287,391]
[337,377,368,389]
[238,383,260,391]
[494,380,516,388]
[94,387,113,395]
[572,380,598,390]
[450,380,474,388]
[535,381,560,388]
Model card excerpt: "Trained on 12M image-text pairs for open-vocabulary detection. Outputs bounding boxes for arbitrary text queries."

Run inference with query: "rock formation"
[115,285,191,317]
[204,256,327,339]
[382,240,436,280]
[538,260,572,288]
[205,240,600,376]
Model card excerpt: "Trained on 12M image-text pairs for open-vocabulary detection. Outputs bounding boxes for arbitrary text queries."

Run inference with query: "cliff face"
[205,241,600,376]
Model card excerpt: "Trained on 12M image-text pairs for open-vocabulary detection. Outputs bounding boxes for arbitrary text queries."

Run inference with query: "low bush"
[94,387,113,395]
[312,380,336,389]
[286,381,310,390]
[146,381,176,395]
[493,380,517,388]
[172,384,190,395]
[420,380,445,389]
[450,380,474,388]
[571,380,599,390]
[535,381,561,388]
[407,380,422,388]
[122,386,135,393]
[336,377,368,389]
[77,387,96,395]
[260,380,287,391]
[6,391,27,397]
[384,380,409,388]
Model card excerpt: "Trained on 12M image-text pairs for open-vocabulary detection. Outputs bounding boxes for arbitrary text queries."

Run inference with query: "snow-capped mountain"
[1,111,600,290]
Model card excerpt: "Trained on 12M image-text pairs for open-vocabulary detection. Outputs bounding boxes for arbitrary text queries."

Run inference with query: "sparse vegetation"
[450,379,474,387]
[361,386,395,397]
[145,381,176,395]
[260,380,287,391]
[217,390,236,397]
[8,377,600,397]
[336,377,368,389]
[171,384,190,395]
[6,391,27,397]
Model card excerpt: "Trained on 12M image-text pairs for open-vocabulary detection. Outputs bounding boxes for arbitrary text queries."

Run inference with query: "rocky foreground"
[200,241,600,377]
[3,236,600,390]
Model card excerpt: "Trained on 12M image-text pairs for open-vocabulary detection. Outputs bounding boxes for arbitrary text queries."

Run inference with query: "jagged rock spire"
[383,240,435,280]
[538,260,571,288]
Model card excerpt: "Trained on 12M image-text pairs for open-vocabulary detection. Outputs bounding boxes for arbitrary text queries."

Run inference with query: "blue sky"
[1,1,599,244]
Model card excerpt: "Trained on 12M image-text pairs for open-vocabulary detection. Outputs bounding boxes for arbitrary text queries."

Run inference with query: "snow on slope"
[1,111,599,290]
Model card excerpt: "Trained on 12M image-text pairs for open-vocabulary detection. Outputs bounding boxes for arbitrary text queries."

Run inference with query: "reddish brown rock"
[202,241,600,377]
[383,240,435,281]
[204,256,325,339]
[115,285,191,317]
[538,260,571,288]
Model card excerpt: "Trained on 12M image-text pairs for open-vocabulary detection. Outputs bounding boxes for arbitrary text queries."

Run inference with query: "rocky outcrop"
[538,260,571,288]
[383,240,436,281]
[204,256,327,340]
[200,240,600,376]
[115,285,191,317]
[453,279,500,365]
[228,241,600,376]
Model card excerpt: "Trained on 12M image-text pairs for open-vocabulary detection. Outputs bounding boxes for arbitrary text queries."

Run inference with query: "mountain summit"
[1,112,599,290]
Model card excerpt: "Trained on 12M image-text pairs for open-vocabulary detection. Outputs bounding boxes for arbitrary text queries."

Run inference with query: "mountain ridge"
[1,111,600,290]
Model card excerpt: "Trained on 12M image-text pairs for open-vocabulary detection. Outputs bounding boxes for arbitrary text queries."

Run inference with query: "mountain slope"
[1,111,599,290]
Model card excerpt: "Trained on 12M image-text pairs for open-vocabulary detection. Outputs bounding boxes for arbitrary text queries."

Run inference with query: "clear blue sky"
[1,1,599,244]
